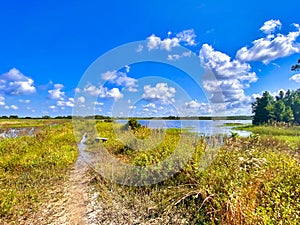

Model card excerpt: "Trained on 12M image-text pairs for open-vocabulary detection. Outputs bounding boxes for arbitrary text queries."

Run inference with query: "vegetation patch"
[0,122,78,223]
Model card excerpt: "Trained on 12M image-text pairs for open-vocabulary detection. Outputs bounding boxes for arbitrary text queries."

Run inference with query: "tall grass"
[88,122,300,224]
[0,122,77,222]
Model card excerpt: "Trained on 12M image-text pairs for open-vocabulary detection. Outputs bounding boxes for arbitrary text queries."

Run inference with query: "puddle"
[0,127,38,139]
[76,134,95,168]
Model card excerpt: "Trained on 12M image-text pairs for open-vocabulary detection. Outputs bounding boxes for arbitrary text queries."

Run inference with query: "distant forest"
[252,89,300,125]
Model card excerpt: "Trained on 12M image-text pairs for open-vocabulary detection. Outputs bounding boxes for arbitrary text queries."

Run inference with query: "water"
[0,127,36,139]
[116,119,252,137]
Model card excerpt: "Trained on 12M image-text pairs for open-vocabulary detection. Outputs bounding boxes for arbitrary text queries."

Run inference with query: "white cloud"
[65,98,75,107]
[236,22,300,64]
[83,85,106,96]
[18,99,31,104]
[143,103,156,109]
[136,44,144,52]
[0,68,36,95]
[49,105,56,109]
[48,84,65,100]
[199,44,259,114]
[167,54,180,61]
[176,29,196,46]
[101,70,138,92]
[129,105,136,109]
[185,100,201,109]
[75,88,81,93]
[182,100,212,116]
[83,84,123,100]
[125,65,130,73]
[200,44,257,82]
[56,96,74,108]
[114,72,137,87]
[106,88,123,99]
[0,96,5,106]
[77,96,85,104]
[147,34,179,51]
[289,74,300,83]
[146,29,196,51]
[167,51,192,61]
[142,83,176,104]
[260,19,282,34]
[94,101,104,106]
[11,105,18,110]
[101,70,118,81]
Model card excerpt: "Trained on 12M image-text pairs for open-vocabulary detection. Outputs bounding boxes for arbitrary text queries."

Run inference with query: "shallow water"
[0,127,36,139]
[116,119,252,137]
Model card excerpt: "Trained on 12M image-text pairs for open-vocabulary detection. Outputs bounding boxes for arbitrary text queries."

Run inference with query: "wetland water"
[0,127,37,138]
[116,119,252,137]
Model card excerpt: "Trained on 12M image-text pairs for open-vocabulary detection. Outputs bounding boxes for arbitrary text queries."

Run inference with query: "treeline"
[252,89,300,125]
[0,115,112,120]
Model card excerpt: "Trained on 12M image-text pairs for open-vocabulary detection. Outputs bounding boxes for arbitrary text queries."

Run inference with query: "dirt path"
[24,135,102,225]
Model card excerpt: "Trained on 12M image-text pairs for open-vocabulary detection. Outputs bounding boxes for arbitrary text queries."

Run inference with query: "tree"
[273,100,285,122]
[252,91,274,125]
[291,94,300,124]
[283,106,294,123]
[291,58,300,71]
[126,118,141,130]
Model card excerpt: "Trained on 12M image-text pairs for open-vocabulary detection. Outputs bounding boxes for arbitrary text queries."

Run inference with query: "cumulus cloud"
[147,34,179,51]
[199,44,259,114]
[290,74,300,83]
[260,19,282,34]
[147,29,196,51]
[18,99,31,104]
[48,84,65,100]
[176,29,197,46]
[83,84,123,100]
[236,21,300,64]
[200,44,257,82]
[101,70,138,92]
[167,51,192,61]
[101,70,118,81]
[0,96,5,106]
[10,105,18,110]
[125,65,130,73]
[143,103,156,109]
[183,100,212,116]
[56,98,74,107]
[142,83,176,104]
[106,88,123,99]
[77,96,85,104]
[136,44,144,52]
[0,68,36,95]
[185,100,201,109]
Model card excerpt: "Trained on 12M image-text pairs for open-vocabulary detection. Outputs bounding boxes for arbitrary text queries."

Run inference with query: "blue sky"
[1,0,300,117]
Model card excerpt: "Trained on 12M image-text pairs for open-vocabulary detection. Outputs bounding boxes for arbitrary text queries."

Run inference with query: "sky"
[1,0,300,117]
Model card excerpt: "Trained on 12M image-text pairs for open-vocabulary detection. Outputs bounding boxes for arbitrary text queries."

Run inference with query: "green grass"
[235,124,300,147]
[0,118,68,128]
[236,124,300,136]
[87,122,300,224]
[0,122,77,222]
[220,122,247,127]
[1,120,300,224]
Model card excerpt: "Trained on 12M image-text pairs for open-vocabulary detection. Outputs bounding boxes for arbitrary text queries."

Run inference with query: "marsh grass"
[237,125,300,148]
[88,122,300,224]
[0,122,77,222]
[0,118,67,128]
[1,119,299,224]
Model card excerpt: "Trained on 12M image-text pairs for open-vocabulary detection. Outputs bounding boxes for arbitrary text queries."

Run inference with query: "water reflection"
[0,127,36,139]
[116,119,252,137]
